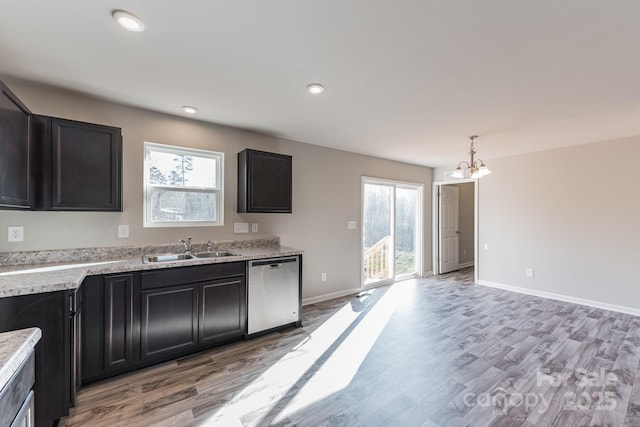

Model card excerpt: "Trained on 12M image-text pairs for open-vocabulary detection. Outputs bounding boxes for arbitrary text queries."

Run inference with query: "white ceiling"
[2,0,640,167]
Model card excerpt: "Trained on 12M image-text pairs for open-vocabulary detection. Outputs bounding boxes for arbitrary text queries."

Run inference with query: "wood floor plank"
[624,361,640,426]
[60,268,640,427]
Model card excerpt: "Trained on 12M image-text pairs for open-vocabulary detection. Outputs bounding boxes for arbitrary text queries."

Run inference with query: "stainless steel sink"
[193,251,236,258]
[142,251,237,263]
[143,253,195,263]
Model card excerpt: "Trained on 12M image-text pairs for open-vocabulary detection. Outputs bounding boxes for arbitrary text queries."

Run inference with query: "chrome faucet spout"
[179,237,193,254]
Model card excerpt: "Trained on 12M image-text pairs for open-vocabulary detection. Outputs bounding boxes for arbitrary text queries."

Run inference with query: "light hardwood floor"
[61,269,640,426]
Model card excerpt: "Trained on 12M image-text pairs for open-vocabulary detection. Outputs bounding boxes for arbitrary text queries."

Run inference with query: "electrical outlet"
[8,226,24,242]
[347,221,357,230]
[526,268,534,278]
[321,272,327,281]
[117,224,129,238]
[251,223,258,233]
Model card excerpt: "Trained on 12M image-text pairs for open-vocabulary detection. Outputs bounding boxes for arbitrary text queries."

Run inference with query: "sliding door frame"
[361,176,424,289]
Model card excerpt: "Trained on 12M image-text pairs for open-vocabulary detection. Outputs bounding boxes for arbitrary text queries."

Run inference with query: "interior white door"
[439,185,459,274]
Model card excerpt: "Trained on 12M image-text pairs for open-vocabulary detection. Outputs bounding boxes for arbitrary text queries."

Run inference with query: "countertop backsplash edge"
[0,236,281,267]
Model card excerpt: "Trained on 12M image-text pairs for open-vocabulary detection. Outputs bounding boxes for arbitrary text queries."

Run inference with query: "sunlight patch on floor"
[272,281,413,423]
[204,297,364,425]
[203,281,414,426]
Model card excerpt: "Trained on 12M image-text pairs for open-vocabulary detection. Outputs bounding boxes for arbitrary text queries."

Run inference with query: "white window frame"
[143,142,224,228]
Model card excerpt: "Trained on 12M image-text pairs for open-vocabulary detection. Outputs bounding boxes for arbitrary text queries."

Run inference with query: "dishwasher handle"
[250,257,298,267]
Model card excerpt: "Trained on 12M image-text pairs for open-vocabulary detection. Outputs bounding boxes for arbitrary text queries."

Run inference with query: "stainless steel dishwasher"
[248,256,300,335]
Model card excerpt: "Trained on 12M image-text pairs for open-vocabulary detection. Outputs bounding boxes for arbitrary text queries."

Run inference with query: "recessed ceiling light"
[112,10,145,32]
[306,83,325,94]
[181,106,198,114]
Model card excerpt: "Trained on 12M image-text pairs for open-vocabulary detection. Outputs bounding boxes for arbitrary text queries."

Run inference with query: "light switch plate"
[234,222,249,233]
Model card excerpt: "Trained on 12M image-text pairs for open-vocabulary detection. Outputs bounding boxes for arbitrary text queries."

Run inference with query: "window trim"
[143,142,224,228]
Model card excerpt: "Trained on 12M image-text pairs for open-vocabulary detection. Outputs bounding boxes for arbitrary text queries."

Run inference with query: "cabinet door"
[238,149,292,213]
[140,284,198,360]
[199,277,246,344]
[0,81,32,209]
[104,274,134,373]
[49,118,122,211]
[80,276,102,383]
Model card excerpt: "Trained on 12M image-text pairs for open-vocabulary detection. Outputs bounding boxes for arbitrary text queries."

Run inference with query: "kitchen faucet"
[179,237,192,254]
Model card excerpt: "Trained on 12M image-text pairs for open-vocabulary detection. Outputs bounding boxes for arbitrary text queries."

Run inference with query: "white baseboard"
[458,262,475,269]
[302,287,361,306]
[422,271,434,277]
[477,280,640,317]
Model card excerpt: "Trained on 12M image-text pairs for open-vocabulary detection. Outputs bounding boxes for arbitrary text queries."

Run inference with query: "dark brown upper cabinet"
[33,116,122,211]
[0,80,32,209]
[238,148,292,213]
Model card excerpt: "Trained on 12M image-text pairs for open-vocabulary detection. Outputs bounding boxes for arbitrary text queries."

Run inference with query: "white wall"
[477,136,640,312]
[0,77,433,301]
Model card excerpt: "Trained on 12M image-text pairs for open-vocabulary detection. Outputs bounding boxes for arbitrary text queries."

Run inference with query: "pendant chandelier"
[451,135,491,179]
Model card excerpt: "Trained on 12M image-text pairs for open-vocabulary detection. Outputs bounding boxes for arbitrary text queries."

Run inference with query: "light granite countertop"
[0,243,302,298]
[0,327,41,393]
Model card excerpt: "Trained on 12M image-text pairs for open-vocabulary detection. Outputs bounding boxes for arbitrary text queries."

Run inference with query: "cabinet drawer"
[140,262,245,290]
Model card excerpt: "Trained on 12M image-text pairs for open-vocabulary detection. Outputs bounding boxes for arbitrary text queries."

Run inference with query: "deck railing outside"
[363,235,390,282]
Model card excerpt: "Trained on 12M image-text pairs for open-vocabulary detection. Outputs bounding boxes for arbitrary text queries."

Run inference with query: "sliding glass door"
[362,178,423,287]
[395,187,419,277]
[363,182,394,284]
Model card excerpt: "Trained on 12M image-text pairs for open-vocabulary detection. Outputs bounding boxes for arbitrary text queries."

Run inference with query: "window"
[143,142,224,227]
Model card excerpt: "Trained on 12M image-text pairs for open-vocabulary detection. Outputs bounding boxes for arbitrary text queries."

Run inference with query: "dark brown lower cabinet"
[81,276,104,383]
[82,274,135,383]
[81,262,247,385]
[104,274,134,373]
[0,291,70,427]
[141,284,198,360]
[200,277,246,344]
